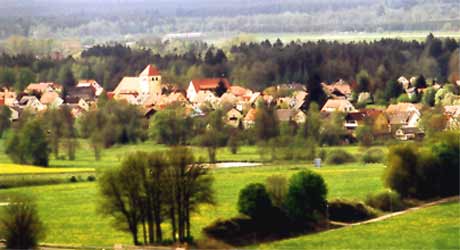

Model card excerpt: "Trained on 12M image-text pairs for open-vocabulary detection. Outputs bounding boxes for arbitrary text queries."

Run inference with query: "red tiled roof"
[191,78,231,92]
[139,65,161,77]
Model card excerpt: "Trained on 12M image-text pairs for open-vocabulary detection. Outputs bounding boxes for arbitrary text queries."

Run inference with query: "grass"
[256,201,460,250]
[209,31,460,46]
[0,138,385,169]
[0,163,385,247]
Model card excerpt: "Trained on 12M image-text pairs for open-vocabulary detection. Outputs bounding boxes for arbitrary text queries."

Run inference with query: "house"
[76,80,104,96]
[344,112,366,130]
[66,86,97,104]
[275,109,307,124]
[243,108,257,128]
[40,91,64,107]
[19,96,45,112]
[385,103,421,131]
[228,86,252,100]
[395,127,424,141]
[398,76,410,89]
[322,79,352,100]
[225,108,243,128]
[24,82,62,94]
[113,65,162,104]
[321,99,356,113]
[187,78,231,101]
[8,107,20,121]
[0,88,17,106]
[444,105,460,130]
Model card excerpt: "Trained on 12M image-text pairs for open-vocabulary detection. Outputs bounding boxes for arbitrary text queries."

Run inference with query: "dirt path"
[330,196,459,227]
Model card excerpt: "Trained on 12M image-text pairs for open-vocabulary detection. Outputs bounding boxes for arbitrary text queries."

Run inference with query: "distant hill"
[0,0,458,40]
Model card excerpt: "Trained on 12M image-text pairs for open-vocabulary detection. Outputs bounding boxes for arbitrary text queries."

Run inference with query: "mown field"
[210,31,460,45]
[0,139,385,170]
[0,163,386,247]
[257,201,460,250]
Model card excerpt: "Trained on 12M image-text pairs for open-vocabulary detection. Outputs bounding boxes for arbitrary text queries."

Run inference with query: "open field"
[210,31,460,45]
[0,139,386,169]
[0,163,385,247]
[256,201,460,250]
[0,164,94,175]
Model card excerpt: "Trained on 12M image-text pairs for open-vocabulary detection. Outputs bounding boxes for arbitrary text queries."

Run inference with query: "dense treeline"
[0,34,458,97]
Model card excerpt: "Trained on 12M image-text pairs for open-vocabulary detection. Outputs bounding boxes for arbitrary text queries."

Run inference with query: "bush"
[385,134,459,200]
[325,149,356,164]
[87,175,96,182]
[328,199,378,222]
[285,170,328,223]
[237,183,273,220]
[265,175,288,208]
[365,191,406,212]
[361,148,385,163]
[69,176,78,182]
[0,195,45,249]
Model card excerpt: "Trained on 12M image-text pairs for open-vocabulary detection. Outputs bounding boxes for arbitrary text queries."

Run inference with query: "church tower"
[139,64,162,97]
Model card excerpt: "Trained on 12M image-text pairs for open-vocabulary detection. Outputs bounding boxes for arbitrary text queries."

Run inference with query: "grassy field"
[0,163,385,247]
[0,138,385,169]
[257,201,460,250]
[211,31,460,45]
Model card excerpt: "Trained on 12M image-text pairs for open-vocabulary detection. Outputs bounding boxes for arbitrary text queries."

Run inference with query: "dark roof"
[66,87,96,102]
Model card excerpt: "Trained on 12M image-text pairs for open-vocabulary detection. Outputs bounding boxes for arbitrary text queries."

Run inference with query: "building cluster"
[1,64,459,141]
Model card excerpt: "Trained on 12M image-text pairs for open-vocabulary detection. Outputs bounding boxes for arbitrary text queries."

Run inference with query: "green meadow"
[0,163,386,247]
[257,201,460,250]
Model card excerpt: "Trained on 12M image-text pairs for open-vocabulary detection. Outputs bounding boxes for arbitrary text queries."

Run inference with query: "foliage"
[254,102,279,142]
[320,112,347,145]
[385,134,459,199]
[5,118,50,166]
[365,191,406,212]
[361,148,385,163]
[0,195,45,249]
[285,170,327,223]
[328,199,377,222]
[325,149,356,165]
[265,175,288,209]
[419,106,447,138]
[149,107,192,146]
[0,106,12,138]
[237,183,273,220]
[99,148,214,244]
[355,123,374,147]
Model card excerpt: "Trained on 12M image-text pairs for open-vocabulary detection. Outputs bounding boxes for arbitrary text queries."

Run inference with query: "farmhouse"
[321,99,356,113]
[187,78,231,102]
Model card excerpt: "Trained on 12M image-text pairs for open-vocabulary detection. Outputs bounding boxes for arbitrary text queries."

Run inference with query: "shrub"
[365,191,406,212]
[237,183,273,220]
[361,148,385,163]
[384,134,459,200]
[0,195,45,249]
[285,170,327,223]
[87,175,96,182]
[265,175,288,208]
[328,199,378,222]
[325,149,356,164]
[69,176,78,182]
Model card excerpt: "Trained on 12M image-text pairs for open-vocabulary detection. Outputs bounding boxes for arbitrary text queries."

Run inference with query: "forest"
[0,0,458,42]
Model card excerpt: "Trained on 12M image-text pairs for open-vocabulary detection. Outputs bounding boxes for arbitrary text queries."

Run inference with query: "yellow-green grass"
[251,31,460,43]
[0,164,94,175]
[256,201,460,250]
[0,139,385,169]
[0,163,385,247]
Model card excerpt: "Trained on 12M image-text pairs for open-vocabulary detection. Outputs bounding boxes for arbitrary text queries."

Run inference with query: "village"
[1,64,459,142]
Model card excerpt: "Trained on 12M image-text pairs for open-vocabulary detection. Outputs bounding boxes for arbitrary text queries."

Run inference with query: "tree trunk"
[170,205,177,242]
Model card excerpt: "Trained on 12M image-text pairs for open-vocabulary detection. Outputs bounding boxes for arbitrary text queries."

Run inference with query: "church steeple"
[139,64,162,97]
